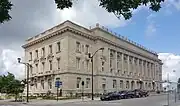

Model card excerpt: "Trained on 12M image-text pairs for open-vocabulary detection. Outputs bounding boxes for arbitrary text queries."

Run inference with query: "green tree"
[177,78,180,93]
[1,0,165,24]
[0,72,24,101]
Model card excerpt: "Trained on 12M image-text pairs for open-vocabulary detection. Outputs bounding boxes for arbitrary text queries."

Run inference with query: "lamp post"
[139,79,142,89]
[17,58,32,103]
[152,80,155,91]
[167,70,176,106]
[88,47,104,100]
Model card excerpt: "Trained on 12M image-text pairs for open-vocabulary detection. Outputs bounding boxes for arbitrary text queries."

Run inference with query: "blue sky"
[111,5,180,54]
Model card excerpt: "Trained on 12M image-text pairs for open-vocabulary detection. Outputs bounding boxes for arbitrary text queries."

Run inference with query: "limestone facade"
[22,20,163,96]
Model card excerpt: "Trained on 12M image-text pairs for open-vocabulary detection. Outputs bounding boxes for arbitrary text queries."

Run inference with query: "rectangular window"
[49,60,52,70]
[57,42,61,52]
[124,55,127,63]
[82,45,84,52]
[35,50,38,58]
[35,80,37,89]
[30,65,33,74]
[102,67,104,71]
[76,42,80,52]
[42,62,45,72]
[49,45,52,54]
[113,80,117,88]
[42,47,45,57]
[120,80,123,88]
[110,59,112,68]
[86,78,90,88]
[77,77,81,88]
[35,64,38,73]
[76,57,80,69]
[41,80,44,89]
[86,60,89,71]
[102,61,104,71]
[48,79,52,89]
[56,78,60,81]
[57,58,60,69]
[117,61,120,69]
[29,52,32,60]
[85,45,89,54]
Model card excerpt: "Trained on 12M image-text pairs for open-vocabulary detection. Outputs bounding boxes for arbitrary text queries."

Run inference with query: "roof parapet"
[91,23,158,55]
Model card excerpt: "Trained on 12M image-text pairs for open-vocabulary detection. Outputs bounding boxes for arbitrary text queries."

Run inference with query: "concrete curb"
[26,98,100,105]
[150,93,167,97]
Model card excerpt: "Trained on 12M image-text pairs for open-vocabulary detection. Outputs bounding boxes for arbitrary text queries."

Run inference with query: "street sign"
[55,81,62,88]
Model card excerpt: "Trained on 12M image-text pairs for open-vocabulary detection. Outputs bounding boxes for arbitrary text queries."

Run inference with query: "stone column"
[154,64,157,81]
[127,55,130,77]
[132,57,134,78]
[115,51,117,75]
[145,61,147,79]
[141,60,143,78]
[121,53,124,76]
[108,49,111,74]
[137,58,139,78]
[148,63,151,80]
[152,63,154,80]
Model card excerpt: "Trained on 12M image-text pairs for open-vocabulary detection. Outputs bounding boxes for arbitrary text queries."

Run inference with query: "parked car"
[100,92,122,101]
[128,90,142,98]
[133,89,149,97]
[118,90,129,99]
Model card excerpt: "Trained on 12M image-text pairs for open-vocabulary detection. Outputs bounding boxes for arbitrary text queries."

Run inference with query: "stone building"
[22,20,163,96]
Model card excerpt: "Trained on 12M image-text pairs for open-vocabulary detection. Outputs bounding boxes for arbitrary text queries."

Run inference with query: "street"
[0,94,180,106]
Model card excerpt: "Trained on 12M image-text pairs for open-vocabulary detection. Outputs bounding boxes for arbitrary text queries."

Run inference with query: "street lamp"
[17,57,32,103]
[167,70,176,106]
[88,47,104,100]
[152,80,155,91]
[139,78,142,89]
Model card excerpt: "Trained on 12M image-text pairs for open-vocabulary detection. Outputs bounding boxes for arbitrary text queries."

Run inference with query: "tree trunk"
[15,94,17,102]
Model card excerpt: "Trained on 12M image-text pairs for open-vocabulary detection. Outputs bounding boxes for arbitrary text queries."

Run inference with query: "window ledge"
[56,51,61,54]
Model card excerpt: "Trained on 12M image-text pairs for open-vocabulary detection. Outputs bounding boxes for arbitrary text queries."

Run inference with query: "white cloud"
[32,0,151,31]
[0,48,24,80]
[145,22,157,36]
[166,0,180,10]
[162,0,180,16]
[158,53,180,83]
[145,13,157,36]
[34,0,129,30]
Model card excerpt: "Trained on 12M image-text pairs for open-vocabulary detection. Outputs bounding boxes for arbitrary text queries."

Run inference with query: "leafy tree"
[177,78,180,93]
[0,0,13,23]
[0,72,24,101]
[1,0,165,24]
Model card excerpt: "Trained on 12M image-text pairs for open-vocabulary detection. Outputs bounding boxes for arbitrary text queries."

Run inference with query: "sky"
[0,0,180,85]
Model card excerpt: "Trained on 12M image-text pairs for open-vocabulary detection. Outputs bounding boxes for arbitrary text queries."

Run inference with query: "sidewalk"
[27,97,100,105]
[150,92,167,96]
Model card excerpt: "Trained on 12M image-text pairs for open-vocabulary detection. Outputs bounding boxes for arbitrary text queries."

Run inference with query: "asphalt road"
[0,94,180,106]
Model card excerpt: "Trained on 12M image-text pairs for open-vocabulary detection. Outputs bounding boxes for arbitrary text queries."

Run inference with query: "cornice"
[22,27,69,48]
[29,71,159,82]
[93,27,158,56]
[96,36,159,62]
[22,26,95,48]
